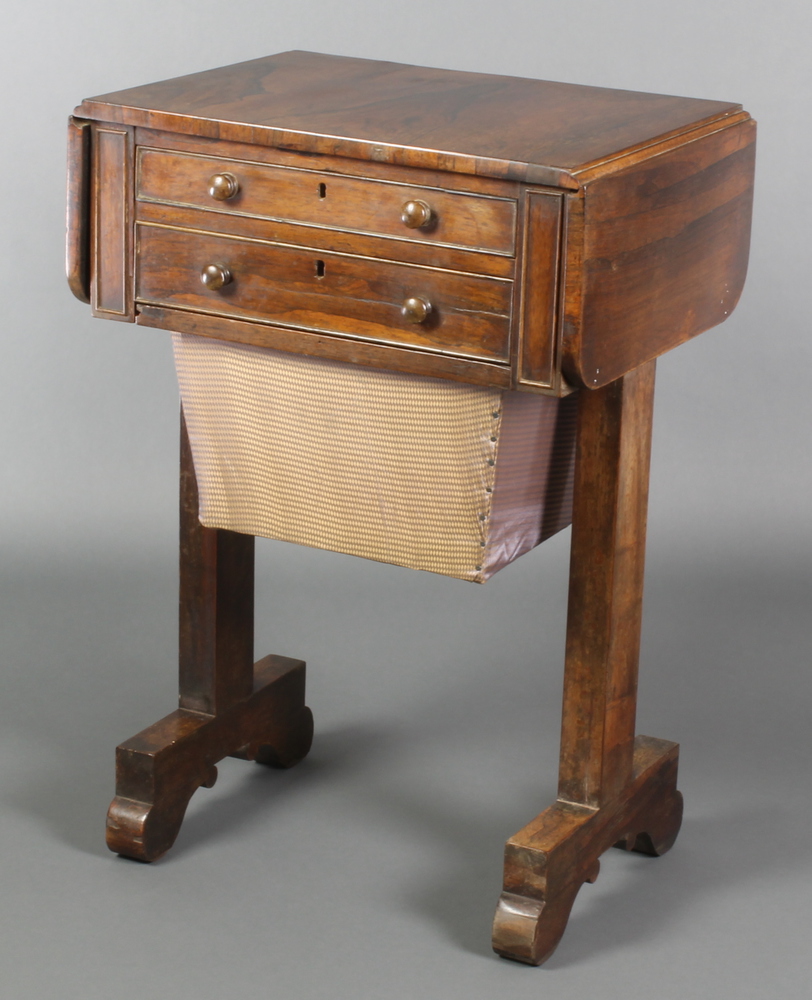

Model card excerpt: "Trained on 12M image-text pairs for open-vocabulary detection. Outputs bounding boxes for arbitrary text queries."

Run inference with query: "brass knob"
[200,263,232,291]
[401,199,434,229]
[208,172,240,201]
[401,296,432,324]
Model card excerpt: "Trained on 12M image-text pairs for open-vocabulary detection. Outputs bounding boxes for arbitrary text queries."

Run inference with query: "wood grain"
[133,125,523,198]
[68,55,751,960]
[564,118,756,387]
[66,117,91,302]
[137,146,517,254]
[73,55,755,389]
[493,735,683,965]
[107,654,314,862]
[76,50,742,186]
[490,362,683,966]
[106,417,313,863]
[179,411,254,715]
[136,223,514,363]
[135,198,516,278]
[136,304,514,388]
[91,123,134,321]
[558,362,655,807]
[517,190,564,389]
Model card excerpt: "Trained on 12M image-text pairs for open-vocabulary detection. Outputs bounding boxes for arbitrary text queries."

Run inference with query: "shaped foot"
[106,754,218,862]
[492,736,682,965]
[107,654,312,862]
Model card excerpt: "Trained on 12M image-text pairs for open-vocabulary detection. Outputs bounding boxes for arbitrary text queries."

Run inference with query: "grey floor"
[1,513,809,999]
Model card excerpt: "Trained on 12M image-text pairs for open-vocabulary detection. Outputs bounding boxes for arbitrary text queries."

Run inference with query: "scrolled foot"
[492,879,591,966]
[106,777,207,863]
[250,706,314,769]
[616,788,684,857]
[494,737,683,964]
[107,654,312,861]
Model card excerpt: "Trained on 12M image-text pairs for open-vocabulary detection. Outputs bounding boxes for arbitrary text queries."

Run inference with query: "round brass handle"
[401,199,434,229]
[401,296,432,324]
[208,172,240,201]
[200,263,232,291]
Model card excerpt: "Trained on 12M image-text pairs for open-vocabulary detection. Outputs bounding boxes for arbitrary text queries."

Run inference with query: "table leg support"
[492,736,683,965]
[106,412,313,862]
[106,655,313,862]
[492,362,683,964]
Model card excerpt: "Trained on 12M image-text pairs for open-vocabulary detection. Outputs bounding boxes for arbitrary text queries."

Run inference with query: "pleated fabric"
[173,333,576,582]
[484,389,578,576]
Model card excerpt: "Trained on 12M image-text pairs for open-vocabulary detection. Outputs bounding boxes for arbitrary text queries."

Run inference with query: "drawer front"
[136,225,513,363]
[136,148,517,256]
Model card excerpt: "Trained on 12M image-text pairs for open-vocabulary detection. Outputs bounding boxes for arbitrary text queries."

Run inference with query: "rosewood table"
[66,51,755,965]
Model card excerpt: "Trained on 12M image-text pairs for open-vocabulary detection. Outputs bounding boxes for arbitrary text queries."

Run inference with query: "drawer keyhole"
[315,259,326,278]
[318,182,327,199]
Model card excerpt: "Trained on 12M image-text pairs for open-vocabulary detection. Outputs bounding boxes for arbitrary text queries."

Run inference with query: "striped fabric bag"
[173,333,577,582]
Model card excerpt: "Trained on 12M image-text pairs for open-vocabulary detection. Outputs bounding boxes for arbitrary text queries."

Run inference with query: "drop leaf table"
[66,51,755,965]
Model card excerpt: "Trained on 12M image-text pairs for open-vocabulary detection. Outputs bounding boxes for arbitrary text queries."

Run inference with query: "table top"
[76,50,745,188]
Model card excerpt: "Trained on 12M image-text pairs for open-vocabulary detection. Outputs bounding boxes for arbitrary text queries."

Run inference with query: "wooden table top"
[76,50,745,188]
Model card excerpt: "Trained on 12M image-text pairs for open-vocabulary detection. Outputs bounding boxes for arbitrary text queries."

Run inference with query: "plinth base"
[492,735,683,965]
[106,654,313,862]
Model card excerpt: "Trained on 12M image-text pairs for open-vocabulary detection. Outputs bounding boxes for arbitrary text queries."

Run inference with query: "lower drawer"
[135,224,513,363]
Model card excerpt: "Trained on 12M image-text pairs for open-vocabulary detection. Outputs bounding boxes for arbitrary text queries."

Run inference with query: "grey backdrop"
[1,2,810,998]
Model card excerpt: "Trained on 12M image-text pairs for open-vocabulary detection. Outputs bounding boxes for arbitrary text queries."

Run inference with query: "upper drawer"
[136,148,517,256]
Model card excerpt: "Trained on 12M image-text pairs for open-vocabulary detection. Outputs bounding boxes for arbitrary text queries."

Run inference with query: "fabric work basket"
[174,333,577,583]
